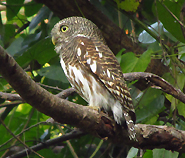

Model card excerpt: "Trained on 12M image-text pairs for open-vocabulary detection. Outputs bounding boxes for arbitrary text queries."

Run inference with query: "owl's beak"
[52,37,56,45]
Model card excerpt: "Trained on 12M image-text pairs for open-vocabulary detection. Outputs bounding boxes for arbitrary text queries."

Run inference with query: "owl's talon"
[88,106,100,112]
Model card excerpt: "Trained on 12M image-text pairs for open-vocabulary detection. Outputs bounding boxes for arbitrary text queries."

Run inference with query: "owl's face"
[51,17,104,53]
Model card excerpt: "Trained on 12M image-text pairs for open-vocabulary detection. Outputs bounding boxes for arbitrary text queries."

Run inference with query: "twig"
[37,83,63,91]
[123,72,185,104]
[0,118,44,158]
[8,130,85,158]
[0,92,23,101]
[57,125,78,158]
[56,88,76,99]
[0,88,76,101]
[89,139,104,158]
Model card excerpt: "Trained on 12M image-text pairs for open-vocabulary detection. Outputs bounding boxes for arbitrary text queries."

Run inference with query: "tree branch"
[123,72,185,104]
[0,88,76,101]
[0,92,23,101]
[1,42,185,153]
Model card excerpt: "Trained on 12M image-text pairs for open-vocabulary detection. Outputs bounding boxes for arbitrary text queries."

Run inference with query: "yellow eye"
[60,25,68,32]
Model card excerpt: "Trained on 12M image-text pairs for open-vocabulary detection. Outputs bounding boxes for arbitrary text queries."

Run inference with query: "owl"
[51,17,137,140]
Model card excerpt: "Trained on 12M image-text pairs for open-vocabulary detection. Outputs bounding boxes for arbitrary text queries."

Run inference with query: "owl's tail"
[123,111,137,141]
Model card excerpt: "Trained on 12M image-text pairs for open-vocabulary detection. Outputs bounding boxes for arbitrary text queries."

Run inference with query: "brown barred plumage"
[51,17,137,141]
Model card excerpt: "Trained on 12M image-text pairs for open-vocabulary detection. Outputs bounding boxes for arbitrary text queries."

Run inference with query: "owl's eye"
[60,25,68,32]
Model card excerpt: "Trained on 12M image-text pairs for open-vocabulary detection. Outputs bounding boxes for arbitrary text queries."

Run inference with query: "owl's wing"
[74,36,135,119]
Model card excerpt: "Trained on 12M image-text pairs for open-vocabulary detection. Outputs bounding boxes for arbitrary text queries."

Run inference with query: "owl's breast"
[60,57,121,118]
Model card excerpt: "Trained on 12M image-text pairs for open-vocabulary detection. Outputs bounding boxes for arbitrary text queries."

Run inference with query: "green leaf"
[0,40,4,47]
[136,88,165,123]
[116,0,139,12]
[127,147,139,158]
[120,49,152,73]
[16,103,32,114]
[139,22,178,44]
[29,6,51,32]
[162,72,175,86]
[6,13,27,27]
[24,1,42,17]
[38,65,69,83]
[0,78,8,91]
[16,37,56,67]
[177,102,185,118]
[116,48,126,63]
[143,150,153,158]
[153,0,185,43]
[4,24,15,44]
[177,73,185,91]
[21,32,42,47]
[144,115,158,125]
[47,17,60,34]
[120,52,138,73]
[6,0,24,20]
[132,49,152,72]
[153,149,179,158]
[6,36,24,56]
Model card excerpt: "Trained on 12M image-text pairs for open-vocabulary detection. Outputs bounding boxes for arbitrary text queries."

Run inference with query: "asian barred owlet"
[51,17,137,140]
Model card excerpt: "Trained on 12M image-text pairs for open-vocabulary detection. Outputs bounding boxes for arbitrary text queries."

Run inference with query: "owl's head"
[51,17,104,49]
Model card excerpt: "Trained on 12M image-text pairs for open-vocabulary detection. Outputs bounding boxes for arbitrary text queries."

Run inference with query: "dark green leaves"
[29,6,51,32]
[24,1,42,17]
[38,65,69,83]
[6,0,24,20]
[153,0,185,43]
[16,37,56,67]
[136,88,165,123]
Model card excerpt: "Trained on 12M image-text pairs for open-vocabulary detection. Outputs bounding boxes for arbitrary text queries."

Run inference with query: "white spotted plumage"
[99,52,103,58]
[87,58,91,64]
[77,47,81,56]
[107,69,111,78]
[60,56,68,78]
[90,60,97,73]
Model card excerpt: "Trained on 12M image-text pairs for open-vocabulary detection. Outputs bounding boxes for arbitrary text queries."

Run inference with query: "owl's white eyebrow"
[75,34,90,38]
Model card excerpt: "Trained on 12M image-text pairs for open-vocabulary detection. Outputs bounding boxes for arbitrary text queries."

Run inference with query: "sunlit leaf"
[177,102,185,118]
[120,52,138,73]
[132,49,152,72]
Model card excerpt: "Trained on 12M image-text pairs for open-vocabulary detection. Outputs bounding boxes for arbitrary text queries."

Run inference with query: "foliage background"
[0,0,185,157]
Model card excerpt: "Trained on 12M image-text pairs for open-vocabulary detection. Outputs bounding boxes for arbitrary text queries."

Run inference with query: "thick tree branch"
[1,43,185,153]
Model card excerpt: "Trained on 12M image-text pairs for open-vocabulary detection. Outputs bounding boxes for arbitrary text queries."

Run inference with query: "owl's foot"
[88,106,100,112]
